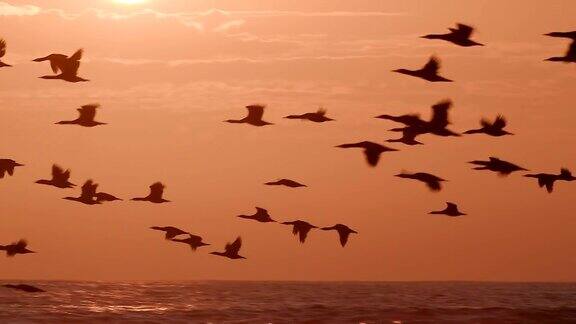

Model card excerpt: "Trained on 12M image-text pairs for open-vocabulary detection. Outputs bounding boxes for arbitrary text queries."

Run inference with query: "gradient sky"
[0,0,575,281]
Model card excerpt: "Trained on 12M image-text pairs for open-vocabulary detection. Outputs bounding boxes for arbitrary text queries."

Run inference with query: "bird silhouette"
[380,100,460,138]
[225,104,273,126]
[0,239,36,257]
[284,108,334,123]
[210,236,246,259]
[131,182,171,203]
[386,127,425,146]
[468,157,528,176]
[35,164,76,188]
[392,56,453,82]
[421,23,484,47]
[34,49,89,82]
[395,172,447,192]
[150,226,189,240]
[336,141,399,166]
[524,168,576,193]
[56,104,106,127]
[0,39,12,67]
[321,224,358,247]
[238,207,276,223]
[2,284,45,293]
[95,192,122,203]
[281,220,317,243]
[0,159,24,179]
[429,202,466,217]
[544,32,576,63]
[264,179,307,188]
[170,234,210,251]
[426,100,461,137]
[464,115,513,136]
[63,179,100,205]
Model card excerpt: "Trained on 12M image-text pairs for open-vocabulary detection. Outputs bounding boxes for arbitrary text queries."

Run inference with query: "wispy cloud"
[0,2,40,16]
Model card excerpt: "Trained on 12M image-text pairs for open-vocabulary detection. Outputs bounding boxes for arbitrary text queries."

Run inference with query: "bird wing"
[69,49,83,62]
[61,59,81,76]
[560,168,573,177]
[0,39,6,58]
[51,164,65,180]
[81,180,97,198]
[422,56,440,74]
[426,179,442,191]
[338,231,350,247]
[544,180,554,193]
[566,40,576,58]
[493,115,507,130]
[454,23,474,39]
[149,182,165,199]
[78,104,98,121]
[364,148,381,167]
[298,227,312,243]
[246,105,265,120]
[14,239,28,250]
[225,237,242,254]
[429,100,452,129]
[317,107,327,116]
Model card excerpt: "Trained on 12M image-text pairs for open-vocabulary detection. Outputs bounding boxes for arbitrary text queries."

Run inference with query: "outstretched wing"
[78,104,99,121]
[81,180,97,199]
[246,105,265,120]
[149,182,165,199]
[452,23,474,39]
[422,56,440,74]
[338,231,350,247]
[0,39,6,58]
[429,100,452,129]
[69,49,83,62]
[364,148,381,167]
[225,237,242,254]
[316,107,327,116]
[52,164,70,181]
[298,227,312,243]
[61,59,81,77]
[493,115,507,130]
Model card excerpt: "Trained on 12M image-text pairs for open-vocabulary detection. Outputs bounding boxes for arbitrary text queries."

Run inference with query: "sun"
[114,0,147,5]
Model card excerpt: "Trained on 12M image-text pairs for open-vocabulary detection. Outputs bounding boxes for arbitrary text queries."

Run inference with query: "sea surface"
[0,281,575,323]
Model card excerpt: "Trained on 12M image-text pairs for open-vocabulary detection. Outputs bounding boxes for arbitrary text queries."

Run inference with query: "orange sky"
[0,0,575,281]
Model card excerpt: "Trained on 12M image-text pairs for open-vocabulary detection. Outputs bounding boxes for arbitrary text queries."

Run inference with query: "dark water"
[0,281,575,323]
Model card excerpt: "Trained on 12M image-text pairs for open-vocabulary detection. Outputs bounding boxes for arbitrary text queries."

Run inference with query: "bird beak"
[15,163,24,167]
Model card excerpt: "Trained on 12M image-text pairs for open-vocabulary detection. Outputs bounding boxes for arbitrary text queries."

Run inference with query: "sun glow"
[114,0,147,5]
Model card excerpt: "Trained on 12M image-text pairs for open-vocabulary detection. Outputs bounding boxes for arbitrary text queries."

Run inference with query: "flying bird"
[392,56,453,82]
[0,159,24,179]
[524,168,576,193]
[150,226,189,240]
[35,164,76,188]
[379,100,460,137]
[429,202,466,217]
[63,179,100,205]
[56,104,106,127]
[468,157,528,176]
[336,141,399,166]
[284,108,334,123]
[210,236,246,259]
[376,113,427,128]
[264,179,307,188]
[225,104,273,126]
[170,234,210,251]
[464,115,513,136]
[0,239,36,257]
[237,207,276,223]
[544,31,576,63]
[34,49,89,82]
[426,100,461,137]
[395,172,447,192]
[0,38,12,67]
[321,224,358,247]
[132,182,170,203]
[421,23,484,47]
[2,284,45,293]
[386,127,425,146]
[282,220,317,243]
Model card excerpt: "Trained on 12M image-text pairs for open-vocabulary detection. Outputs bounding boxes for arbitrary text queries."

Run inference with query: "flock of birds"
[0,23,575,293]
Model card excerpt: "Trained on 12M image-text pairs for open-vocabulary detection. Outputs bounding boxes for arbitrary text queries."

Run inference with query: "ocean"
[0,281,575,323]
